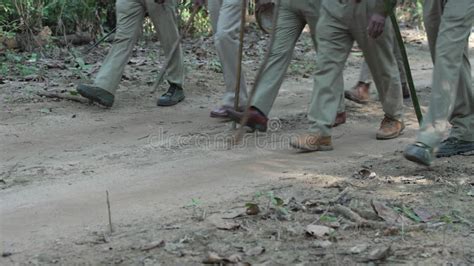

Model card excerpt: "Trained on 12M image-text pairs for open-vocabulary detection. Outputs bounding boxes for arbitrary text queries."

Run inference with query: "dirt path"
[1,33,473,264]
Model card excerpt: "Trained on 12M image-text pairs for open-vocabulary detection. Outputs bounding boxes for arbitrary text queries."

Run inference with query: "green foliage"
[0,0,114,36]
[397,0,425,27]
[177,1,211,36]
[394,205,423,223]
[0,0,426,47]
[246,191,289,219]
[1,50,39,78]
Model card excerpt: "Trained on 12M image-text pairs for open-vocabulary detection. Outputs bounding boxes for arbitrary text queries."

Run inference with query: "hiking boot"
[402,83,410,99]
[157,83,185,106]
[290,134,333,152]
[376,116,405,140]
[77,84,115,108]
[404,142,434,166]
[227,107,269,132]
[436,137,474,158]
[333,112,347,127]
[345,82,370,104]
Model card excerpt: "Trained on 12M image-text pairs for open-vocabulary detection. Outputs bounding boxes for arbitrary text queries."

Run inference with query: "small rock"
[221,208,247,219]
[350,244,369,254]
[227,254,242,263]
[420,252,431,258]
[244,246,265,256]
[140,240,165,251]
[313,240,333,248]
[367,246,391,261]
[2,252,13,258]
[306,224,335,238]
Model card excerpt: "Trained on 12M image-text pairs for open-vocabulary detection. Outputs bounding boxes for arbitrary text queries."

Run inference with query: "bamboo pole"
[385,1,423,125]
[232,0,248,129]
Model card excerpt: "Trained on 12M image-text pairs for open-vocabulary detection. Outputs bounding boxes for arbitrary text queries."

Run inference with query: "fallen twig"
[140,240,165,251]
[329,187,351,204]
[37,91,90,104]
[106,190,114,233]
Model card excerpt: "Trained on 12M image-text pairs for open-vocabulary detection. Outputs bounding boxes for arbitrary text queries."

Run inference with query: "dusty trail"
[1,36,473,264]
[1,77,420,256]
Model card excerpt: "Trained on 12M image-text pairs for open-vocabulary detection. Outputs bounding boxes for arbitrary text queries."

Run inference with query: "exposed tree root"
[331,204,445,232]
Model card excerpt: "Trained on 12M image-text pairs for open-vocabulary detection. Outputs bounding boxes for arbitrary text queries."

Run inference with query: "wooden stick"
[151,6,200,94]
[84,27,116,54]
[106,190,114,233]
[232,0,248,130]
[233,0,281,143]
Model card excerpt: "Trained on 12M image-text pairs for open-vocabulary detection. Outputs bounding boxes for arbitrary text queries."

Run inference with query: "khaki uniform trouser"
[251,0,345,116]
[208,0,248,107]
[94,0,184,94]
[308,0,403,136]
[358,39,407,85]
[417,0,474,147]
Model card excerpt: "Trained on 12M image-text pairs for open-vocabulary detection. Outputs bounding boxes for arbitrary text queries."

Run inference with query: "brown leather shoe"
[290,134,333,152]
[210,106,233,118]
[345,82,370,104]
[332,112,347,127]
[402,83,410,99]
[376,116,405,140]
[227,107,269,132]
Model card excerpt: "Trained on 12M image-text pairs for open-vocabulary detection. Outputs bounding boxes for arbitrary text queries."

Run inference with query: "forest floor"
[1,27,473,265]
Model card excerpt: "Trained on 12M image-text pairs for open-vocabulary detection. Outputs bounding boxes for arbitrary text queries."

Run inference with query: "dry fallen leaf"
[245,203,260,216]
[371,200,413,225]
[412,207,437,222]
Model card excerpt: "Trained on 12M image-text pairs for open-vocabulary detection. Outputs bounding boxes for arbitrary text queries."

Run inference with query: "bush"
[0,0,115,37]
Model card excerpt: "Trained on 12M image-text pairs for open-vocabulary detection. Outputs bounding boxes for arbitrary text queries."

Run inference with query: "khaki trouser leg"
[308,6,353,136]
[252,0,345,116]
[394,41,407,84]
[308,0,403,136]
[418,0,474,147]
[251,1,307,115]
[208,0,248,107]
[145,0,184,86]
[358,38,406,85]
[95,0,145,94]
[207,0,222,33]
[358,62,372,84]
[353,5,403,122]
